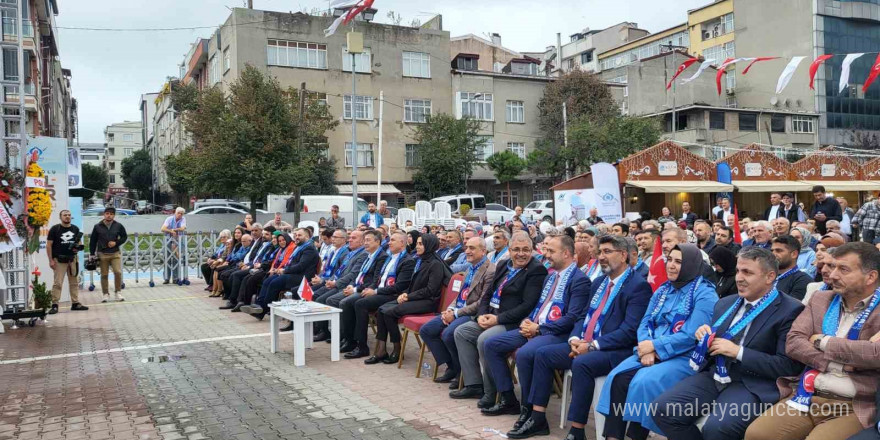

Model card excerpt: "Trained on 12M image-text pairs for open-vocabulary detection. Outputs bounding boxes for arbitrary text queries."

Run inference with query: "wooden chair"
[398,273,465,376]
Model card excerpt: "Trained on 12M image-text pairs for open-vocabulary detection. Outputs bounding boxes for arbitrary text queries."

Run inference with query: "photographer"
[46,210,88,314]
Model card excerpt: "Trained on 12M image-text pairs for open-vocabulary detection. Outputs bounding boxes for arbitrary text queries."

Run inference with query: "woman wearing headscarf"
[372,233,451,364]
[790,226,816,278]
[406,229,421,257]
[709,246,737,298]
[596,244,717,440]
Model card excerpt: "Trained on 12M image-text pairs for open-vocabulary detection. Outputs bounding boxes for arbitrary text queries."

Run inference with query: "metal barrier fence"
[83,231,222,288]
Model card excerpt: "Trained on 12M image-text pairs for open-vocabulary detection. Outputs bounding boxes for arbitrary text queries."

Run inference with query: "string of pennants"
[666,53,880,95]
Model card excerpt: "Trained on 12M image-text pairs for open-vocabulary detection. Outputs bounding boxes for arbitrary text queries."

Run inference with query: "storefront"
[791,147,880,213]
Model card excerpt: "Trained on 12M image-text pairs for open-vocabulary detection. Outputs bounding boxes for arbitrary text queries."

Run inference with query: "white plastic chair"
[397,208,415,228]
[434,201,452,220]
[297,220,318,233]
[415,201,433,222]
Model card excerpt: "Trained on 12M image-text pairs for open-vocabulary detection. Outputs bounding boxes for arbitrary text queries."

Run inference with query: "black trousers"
[241,271,269,305]
[218,267,238,294]
[353,294,398,350]
[225,269,251,301]
[376,299,435,344]
[201,263,213,284]
[605,368,650,440]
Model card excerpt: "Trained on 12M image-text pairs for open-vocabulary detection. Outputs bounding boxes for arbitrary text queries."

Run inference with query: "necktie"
[729,303,754,345]
[535,276,561,324]
[584,281,614,342]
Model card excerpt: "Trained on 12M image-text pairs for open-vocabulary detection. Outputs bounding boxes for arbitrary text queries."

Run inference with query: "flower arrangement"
[26,161,51,228]
[31,268,52,311]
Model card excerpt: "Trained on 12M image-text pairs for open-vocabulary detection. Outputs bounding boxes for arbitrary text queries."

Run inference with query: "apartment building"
[544,22,649,75]
[149,81,188,195]
[103,121,143,198]
[78,142,105,169]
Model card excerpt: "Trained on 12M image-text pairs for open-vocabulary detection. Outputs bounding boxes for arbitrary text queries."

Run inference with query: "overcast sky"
[58,0,708,143]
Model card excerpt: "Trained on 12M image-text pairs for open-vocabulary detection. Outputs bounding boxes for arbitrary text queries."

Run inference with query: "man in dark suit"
[480,235,591,417]
[653,246,805,440]
[442,230,465,266]
[505,235,652,440]
[350,231,415,359]
[334,230,388,353]
[771,235,813,301]
[681,201,698,229]
[450,231,547,409]
[312,230,367,343]
[243,228,320,320]
[220,226,273,309]
[764,192,784,221]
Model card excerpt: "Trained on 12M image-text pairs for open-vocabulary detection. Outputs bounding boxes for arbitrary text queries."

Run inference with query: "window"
[580,50,593,64]
[495,190,519,208]
[405,144,421,167]
[792,115,814,133]
[342,47,371,73]
[267,39,327,70]
[109,161,116,170]
[476,136,494,162]
[709,111,725,130]
[724,41,736,59]
[308,92,327,106]
[507,142,526,159]
[739,113,758,131]
[344,143,374,167]
[510,62,538,75]
[702,45,724,63]
[532,189,550,202]
[404,99,431,123]
[506,101,524,123]
[210,56,220,84]
[722,13,734,34]
[122,133,133,141]
[402,51,430,78]
[675,113,688,131]
[771,114,786,133]
[726,96,738,108]
[108,147,115,156]
[124,148,133,157]
[343,95,373,120]
[223,49,230,72]
[107,134,114,142]
[110,175,116,184]
[458,92,493,121]
[456,56,478,71]
[726,69,736,90]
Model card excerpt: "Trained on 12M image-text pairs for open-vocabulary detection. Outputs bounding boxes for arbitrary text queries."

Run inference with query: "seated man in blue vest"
[312,231,367,343]
[504,234,652,439]
[652,246,805,440]
[481,235,591,418]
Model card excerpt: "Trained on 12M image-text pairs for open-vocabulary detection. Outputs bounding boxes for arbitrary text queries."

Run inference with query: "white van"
[430,194,487,219]
[267,194,368,215]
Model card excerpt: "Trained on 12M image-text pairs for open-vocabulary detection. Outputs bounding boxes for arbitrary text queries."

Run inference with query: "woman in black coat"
[371,233,451,364]
[709,246,738,298]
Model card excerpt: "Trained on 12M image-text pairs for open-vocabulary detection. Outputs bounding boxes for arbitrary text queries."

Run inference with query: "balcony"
[3,83,38,109]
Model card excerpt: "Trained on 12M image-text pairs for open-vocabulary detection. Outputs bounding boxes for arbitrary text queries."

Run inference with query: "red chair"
[398,273,465,376]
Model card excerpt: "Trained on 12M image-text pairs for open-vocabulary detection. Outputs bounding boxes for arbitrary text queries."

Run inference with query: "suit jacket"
[538,268,591,336]
[703,292,805,404]
[776,270,813,301]
[354,250,389,292]
[281,244,320,289]
[699,237,716,253]
[571,272,652,351]
[444,246,465,266]
[335,250,369,287]
[407,256,447,302]
[375,254,415,297]
[634,262,649,280]
[478,257,548,330]
[781,290,880,428]
[455,261,496,317]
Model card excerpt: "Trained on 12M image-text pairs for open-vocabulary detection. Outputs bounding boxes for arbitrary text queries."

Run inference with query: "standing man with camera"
[89,207,128,303]
[46,210,88,314]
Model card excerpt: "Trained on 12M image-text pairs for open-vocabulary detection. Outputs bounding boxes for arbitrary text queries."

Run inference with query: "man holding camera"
[46,210,88,313]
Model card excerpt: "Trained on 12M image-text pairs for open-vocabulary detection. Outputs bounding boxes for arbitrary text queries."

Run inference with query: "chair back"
[397,208,416,227]
[434,202,452,220]
[415,201,433,221]
[298,220,319,232]
[439,272,466,312]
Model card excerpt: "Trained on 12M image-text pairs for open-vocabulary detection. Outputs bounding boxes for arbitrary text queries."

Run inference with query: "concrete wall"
[450,35,520,72]
[82,213,333,235]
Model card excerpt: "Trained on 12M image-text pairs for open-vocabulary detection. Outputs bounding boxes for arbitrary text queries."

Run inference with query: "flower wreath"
[0,165,24,244]
[26,161,51,228]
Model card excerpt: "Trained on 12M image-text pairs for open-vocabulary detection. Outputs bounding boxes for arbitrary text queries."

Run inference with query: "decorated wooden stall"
[792,146,880,212]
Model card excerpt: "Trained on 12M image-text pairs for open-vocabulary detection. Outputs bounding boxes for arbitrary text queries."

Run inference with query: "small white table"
[268,303,342,367]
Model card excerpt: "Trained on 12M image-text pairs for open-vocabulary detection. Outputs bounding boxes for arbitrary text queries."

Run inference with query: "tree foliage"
[411,114,485,199]
[302,155,339,195]
[70,163,108,201]
[486,150,528,208]
[120,149,152,200]
[172,65,338,215]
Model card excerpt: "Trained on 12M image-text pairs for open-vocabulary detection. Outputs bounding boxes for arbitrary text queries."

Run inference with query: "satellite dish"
[784,99,791,107]
[796,99,803,107]
[770,96,778,106]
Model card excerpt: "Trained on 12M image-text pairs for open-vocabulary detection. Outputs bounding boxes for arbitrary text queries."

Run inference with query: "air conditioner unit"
[703,31,712,40]
[725,87,735,95]
[712,26,721,38]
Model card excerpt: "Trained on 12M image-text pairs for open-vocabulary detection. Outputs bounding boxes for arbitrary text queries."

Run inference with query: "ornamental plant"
[31,269,51,311]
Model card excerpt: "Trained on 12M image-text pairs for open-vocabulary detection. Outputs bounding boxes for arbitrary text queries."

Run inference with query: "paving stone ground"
[0,279,595,440]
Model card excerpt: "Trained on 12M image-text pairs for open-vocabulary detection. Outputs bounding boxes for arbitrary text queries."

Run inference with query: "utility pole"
[662,43,688,141]
[377,90,383,203]
[295,81,306,225]
[347,31,363,224]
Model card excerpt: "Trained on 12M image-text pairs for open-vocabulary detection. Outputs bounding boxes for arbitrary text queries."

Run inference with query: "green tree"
[164,149,197,200]
[69,163,108,202]
[486,150,527,208]
[302,154,339,195]
[566,115,662,169]
[411,114,485,199]
[121,149,152,200]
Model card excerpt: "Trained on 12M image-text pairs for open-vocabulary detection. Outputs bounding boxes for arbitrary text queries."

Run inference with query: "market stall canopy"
[862,156,880,182]
[624,179,733,193]
[800,180,880,191]
[336,184,401,194]
[730,180,813,192]
[618,141,726,193]
[792,146,864,184]
[716,144,812,192]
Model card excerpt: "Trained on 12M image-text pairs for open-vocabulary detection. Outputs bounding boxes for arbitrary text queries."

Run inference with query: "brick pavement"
[0,280,598,440]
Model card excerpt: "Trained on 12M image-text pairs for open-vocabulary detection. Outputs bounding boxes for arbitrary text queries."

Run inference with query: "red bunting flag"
[862,53,880,93]
[667,58,699,90]
[324,0,375,36]
[732,204,743,245]
[716,58,744,95]
[647,235,668,292]
[742,57,779,74]
[809,54,834,89]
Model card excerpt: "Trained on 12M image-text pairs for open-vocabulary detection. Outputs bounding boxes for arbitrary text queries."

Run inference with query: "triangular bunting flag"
[667,58,699,90]
[861,53,880,93]
[809,54,834,90]
[776,56,806,94]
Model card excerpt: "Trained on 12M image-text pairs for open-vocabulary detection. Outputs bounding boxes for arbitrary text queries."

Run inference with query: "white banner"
[25,176,46,188]
[67,148,82,189]
[590,162,623,225]
[554,189,596,227]
[29,137,71,301]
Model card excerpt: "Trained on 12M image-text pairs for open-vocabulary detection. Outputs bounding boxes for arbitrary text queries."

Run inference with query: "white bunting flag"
[680,59,716,84]
[839,53,865,94]
[775,56,805,94]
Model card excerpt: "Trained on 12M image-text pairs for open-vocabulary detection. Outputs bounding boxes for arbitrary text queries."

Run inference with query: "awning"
[336,184,402,194]
[732,180,814,193]
[625,180,734,193]
[801,180,880,191]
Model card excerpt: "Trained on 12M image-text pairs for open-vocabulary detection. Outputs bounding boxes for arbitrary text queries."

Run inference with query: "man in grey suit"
[313,231,367,342]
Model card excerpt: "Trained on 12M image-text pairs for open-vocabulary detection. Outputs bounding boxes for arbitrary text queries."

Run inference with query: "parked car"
[135,200,153,214]
[485,203,515,224]
[161,204,176,215]
[83,208,136,216]
[524,200,554,223]
[429,194,487,219]
[189,206,251,215]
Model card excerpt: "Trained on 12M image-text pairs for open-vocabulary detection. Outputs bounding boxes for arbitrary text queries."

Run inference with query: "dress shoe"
[313,330,330,342]
[240,305,264,315]
[512,406,532,431]
[219,302,236,310]
[481,396,521,416]
[381,353,400,364]
[434,369,458,383]
[279,323,293,332]
[506,416,549,439]
[251,312,266,321]
[449,386,483,400]
[449,380,461,390]
[48,304,59,314]
[477,394,495,409]
[344,347,369,359]
[339,341,357,353]
[364,354,387,364]
[70,303,89,311]
[231,303,244,312]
